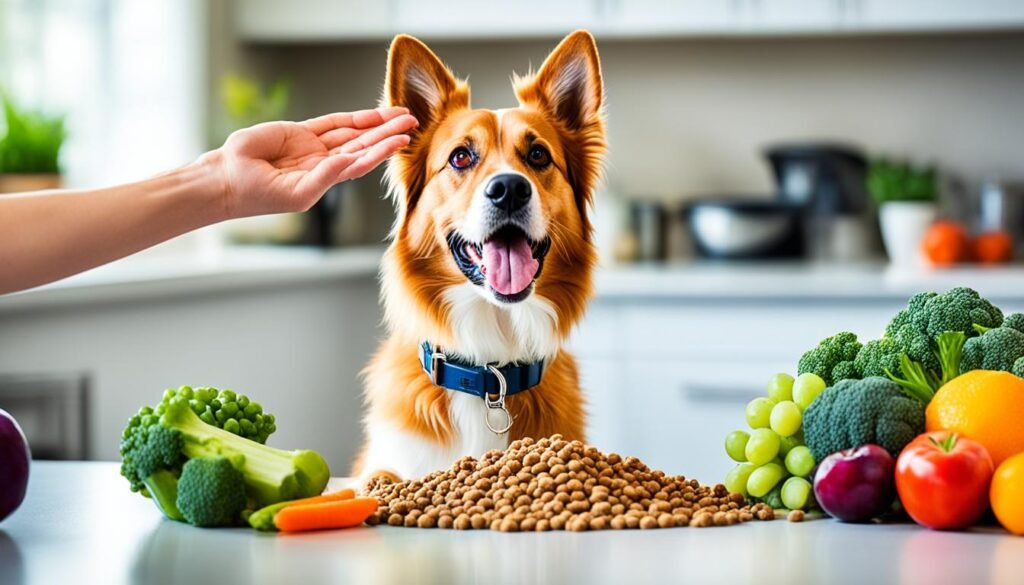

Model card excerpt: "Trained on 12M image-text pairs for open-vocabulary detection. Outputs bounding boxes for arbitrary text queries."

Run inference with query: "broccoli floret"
[119,390,330,527]
[176,457,249,527]
[854,338,903,378]
[1001,313,1024,334]
[157,385,277,444]
[960,326,1024,374]
[882,287,1002,374]
[798,332,863,386]
[802,377,925,462]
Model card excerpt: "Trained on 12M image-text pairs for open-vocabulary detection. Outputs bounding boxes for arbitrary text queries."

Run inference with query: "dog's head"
[381,31,605,353]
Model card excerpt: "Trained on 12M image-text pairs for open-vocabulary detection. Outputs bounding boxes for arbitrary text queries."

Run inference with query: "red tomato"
[896,431,994,530]
[921,221,970,266]
[971,231,1014,264]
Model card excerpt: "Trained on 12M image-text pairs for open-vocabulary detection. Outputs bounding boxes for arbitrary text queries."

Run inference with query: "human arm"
[0,107,416,294]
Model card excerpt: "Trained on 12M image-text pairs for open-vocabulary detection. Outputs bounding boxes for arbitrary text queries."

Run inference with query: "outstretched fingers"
[301,107,411,136]
[338,134,411,181]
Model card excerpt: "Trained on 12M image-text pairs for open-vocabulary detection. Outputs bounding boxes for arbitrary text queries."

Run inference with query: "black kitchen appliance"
[765,143,877,261]
[686,198,804,259]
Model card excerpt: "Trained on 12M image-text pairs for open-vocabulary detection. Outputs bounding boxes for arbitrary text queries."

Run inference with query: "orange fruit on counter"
[921,221,970,266]
[971,230,1014,265]
[926,370,1024,466]
[991,452,1024,536]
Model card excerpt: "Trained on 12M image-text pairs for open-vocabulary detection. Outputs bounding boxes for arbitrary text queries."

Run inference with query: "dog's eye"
[449,147,475,170]
[527,145,551,168]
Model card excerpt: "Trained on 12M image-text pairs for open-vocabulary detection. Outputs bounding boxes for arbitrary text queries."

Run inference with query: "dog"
[354,30,606,483]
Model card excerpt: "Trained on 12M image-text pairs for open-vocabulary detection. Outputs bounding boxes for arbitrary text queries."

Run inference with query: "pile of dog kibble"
[364,435,774,532]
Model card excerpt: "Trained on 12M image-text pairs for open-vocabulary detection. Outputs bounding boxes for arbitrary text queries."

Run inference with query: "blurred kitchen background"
[2,0,1024,483]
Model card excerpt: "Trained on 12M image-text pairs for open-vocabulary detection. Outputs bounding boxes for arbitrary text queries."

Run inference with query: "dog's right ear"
[384,35,467,138]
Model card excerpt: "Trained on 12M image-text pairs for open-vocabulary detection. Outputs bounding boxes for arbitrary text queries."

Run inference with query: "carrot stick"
[248,489,356,531]
[274,497,379,533]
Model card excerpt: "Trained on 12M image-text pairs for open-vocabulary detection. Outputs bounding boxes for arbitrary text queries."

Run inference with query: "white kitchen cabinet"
[232,0,1024,42]
[392,0,600,39]
[234,0,391,41]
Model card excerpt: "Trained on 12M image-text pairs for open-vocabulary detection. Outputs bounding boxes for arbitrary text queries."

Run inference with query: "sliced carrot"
[274,497,379,532]
[248,488,356,531]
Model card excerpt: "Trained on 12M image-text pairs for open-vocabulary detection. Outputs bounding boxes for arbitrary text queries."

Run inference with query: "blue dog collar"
[419,341,544,399]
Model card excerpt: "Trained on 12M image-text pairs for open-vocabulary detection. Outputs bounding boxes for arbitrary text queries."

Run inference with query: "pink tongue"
[482,235,539,296]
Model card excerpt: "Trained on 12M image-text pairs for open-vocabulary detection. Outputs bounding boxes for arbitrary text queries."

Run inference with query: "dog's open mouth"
[449,226,551,303]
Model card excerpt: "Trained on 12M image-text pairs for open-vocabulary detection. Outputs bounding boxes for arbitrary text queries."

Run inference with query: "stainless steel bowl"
[687,200,802,259]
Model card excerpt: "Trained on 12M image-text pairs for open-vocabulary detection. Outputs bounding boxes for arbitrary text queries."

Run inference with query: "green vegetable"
[960,321,1024,376]
[119,388,329,527]
[176,457,249,527]
[854,337,903,379]
[757,484,785,510]
[885,354,939,403]
[802,377,925,462]
[797,332,862,386]
[866,158,937,205]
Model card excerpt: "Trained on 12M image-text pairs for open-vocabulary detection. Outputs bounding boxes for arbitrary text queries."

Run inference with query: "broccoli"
[884,288,1002,373]
[176,457,249,527]
[802,377,926,462]
[960,324,1024,375]
[119,390,330,527]
[854,338,903,379]
[120,385,276,496]
[1002,313,1024,334]
[797,332,863,386]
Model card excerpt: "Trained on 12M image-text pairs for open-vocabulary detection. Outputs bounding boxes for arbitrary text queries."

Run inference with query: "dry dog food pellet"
[787,509,805,523]
[365,435,773,532]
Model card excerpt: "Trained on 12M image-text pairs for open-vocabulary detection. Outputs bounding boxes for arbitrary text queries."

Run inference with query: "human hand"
[206,106,418,219]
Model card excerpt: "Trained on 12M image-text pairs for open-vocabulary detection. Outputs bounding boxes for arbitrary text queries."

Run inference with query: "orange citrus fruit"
[991,452,1024,535]
[926,370,1024,466]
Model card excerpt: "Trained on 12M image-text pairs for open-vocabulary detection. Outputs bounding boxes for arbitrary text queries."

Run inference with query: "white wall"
[230,33,1024,202]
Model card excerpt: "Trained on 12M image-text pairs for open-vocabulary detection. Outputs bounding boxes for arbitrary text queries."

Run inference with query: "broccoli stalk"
[142,469,184,522]
[884,331,966,402]
[162,398,329,507]
[885,354,938,403]
[935,331,966,385]
[120,393,330,527]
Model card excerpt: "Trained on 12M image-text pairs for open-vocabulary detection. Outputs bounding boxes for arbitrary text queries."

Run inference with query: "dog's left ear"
[516,30,603,131]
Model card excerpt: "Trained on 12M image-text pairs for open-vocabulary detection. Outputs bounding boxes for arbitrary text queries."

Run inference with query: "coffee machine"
[765,143,879,262]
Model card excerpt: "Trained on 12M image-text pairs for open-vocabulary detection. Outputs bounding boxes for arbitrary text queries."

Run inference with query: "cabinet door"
[855,0,1024,31]
[610,358,791,485]
[393,0,600,39]
[235,0,391,41]
[746,0,845,33]
[602,0,734,36]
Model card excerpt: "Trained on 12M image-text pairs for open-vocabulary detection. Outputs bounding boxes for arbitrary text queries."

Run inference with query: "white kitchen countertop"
[594,260,1024,302]
[3,462,1022,585]
[0,245,385,313]
[4,244,1024,313]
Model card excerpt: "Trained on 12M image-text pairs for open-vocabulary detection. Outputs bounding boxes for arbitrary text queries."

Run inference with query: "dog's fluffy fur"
[354,31,606,482]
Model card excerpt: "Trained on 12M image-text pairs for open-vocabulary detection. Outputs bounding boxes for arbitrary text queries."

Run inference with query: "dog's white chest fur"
[359,284,560,481]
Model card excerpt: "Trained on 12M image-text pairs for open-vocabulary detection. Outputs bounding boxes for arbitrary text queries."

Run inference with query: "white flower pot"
[878,201,938,266]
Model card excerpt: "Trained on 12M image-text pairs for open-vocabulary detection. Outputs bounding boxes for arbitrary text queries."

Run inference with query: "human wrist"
[188,148,234,222]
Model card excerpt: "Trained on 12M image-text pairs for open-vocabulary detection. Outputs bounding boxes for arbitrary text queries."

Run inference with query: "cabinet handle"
[681,383,757,405]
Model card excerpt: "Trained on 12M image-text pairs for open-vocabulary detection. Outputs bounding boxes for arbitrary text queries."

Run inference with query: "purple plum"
[0,408,30,522]
[814,444,895,522]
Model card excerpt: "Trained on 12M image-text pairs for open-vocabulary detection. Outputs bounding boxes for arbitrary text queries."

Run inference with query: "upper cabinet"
[234,0,1024,43]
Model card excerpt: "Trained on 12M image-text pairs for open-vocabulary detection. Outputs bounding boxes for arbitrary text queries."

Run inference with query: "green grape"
[745,428,781,466]
[767,373,795,402]
[784,445,816,477]
[781,477,812,510]
[745,397,776,429]
[792,373,826,410]
[725,430,751,462]
[769,400,802,437]
[724,463,755,497]
[779,434,802,457]
[747,462,784,498]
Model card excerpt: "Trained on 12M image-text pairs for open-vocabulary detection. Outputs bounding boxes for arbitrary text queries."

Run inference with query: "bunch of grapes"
[723,373,825,511]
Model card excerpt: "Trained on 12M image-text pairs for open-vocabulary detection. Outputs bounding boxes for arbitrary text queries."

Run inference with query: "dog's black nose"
[484,173,531,213]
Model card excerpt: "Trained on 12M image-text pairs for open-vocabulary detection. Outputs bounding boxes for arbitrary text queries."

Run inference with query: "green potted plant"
[0,94,66,193]
[868,158,938,266]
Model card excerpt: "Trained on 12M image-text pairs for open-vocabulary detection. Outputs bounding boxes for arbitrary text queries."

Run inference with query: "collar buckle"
[483,364,513,435]
[429,346,447,386]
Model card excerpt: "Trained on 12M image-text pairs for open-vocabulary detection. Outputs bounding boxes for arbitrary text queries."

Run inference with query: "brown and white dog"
[354,31,606,482]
